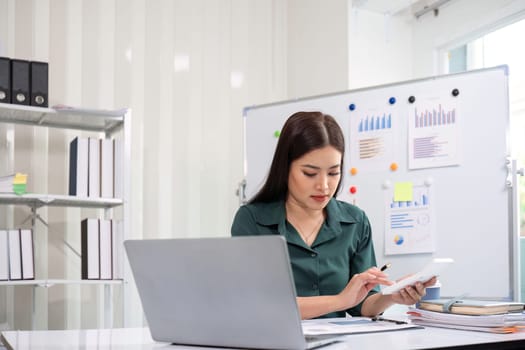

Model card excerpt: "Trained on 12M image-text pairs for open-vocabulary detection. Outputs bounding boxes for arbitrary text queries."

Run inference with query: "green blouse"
[231,198,378,318]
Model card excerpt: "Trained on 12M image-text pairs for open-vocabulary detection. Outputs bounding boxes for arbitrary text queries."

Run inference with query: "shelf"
[0,193,123,209]
[0,279,124,287]
[0,102,131,329]
[0,102,127,133]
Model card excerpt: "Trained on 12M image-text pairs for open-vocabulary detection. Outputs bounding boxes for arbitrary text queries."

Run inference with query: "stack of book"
[408,298,525,333]
[13,173,27,194]
[0,229,35,281]
[69,137,122,198]
[0,173,28,194]
[81,218,123,280]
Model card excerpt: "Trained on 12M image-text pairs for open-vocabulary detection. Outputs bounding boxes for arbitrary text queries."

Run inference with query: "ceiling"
[352,0,453,18]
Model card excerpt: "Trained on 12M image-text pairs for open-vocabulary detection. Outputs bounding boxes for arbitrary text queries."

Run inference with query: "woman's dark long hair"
[249,111,345,204]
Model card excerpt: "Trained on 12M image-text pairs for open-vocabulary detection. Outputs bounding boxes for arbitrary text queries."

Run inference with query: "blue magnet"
[389,97,396,105]
[348,103,356,111]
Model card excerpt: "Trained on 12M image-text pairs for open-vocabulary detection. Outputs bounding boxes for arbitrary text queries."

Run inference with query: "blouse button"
[311,252,317,258]
[312,283,318,290]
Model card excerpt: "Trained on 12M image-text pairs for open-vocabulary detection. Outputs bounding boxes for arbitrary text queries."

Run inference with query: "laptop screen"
[125,236,312,349]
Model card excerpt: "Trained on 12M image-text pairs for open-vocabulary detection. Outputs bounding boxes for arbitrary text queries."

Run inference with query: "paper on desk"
[409,320,522,334]
[408,307,525,333]
[408,308,525,328]
[302,318,421,335]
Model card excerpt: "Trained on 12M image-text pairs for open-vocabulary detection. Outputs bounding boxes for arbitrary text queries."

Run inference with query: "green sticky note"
[13,183,27,195]
[394,182,413,202]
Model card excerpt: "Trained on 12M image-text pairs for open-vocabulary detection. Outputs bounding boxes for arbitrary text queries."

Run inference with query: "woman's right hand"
[337,267,392,310]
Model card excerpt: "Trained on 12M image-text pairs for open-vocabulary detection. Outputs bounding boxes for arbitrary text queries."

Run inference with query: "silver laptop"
[124,235,342,349]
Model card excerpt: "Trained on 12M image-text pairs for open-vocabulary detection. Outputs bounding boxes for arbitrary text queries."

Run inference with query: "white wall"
[347,7,413,89]
[411,0,525,77]
[347,0,525,88]
[0,0,349,330]
[287,0,348,97]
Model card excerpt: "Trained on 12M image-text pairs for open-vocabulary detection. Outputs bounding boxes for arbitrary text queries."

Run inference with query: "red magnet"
[349,186,357,194]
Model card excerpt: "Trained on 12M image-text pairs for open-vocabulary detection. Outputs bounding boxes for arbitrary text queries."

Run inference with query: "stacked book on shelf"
[408,298,525,334]
[81,218,123,280]
[69,136,123,198]
[0,229,34,281]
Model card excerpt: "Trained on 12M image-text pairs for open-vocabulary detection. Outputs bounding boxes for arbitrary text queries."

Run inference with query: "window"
[444,18,525,235]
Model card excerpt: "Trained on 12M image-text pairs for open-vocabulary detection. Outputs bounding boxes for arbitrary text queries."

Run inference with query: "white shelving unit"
[0,102,131,330]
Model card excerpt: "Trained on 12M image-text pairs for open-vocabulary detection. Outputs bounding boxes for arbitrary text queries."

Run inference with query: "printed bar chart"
[358,113,392,132]
[389,192,429,209]
[415,105,456,128]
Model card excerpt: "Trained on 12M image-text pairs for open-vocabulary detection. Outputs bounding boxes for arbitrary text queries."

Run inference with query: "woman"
[231,111,435,319]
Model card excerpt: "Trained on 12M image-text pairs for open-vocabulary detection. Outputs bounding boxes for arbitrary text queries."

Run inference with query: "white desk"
[2,325,525,350]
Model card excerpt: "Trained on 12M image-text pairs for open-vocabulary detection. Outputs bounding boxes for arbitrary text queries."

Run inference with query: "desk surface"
[2,325,525,350]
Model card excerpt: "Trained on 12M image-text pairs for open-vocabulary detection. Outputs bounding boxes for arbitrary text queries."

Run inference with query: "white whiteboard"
[243,66,519,300]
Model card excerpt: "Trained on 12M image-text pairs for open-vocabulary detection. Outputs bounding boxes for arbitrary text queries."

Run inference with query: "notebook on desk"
[124,235,343,350]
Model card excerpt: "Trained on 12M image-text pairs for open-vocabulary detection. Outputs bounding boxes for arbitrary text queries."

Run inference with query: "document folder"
[0,57,10,104]
[99,219,113,280]
[30,61,48,107]
[100,138,114,198]
[0,230,9,281]
[10,59,30,105]
[69,137,89,197]
[81,219,100,279]
[7,230,22,280]
[88,137,100,198]
[20,229,35,280]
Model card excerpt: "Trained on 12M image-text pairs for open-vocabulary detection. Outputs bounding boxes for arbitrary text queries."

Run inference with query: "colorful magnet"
[350,167,358,176]
[452,88,459,97]
[389,97,396,105]
[274,130,281,138]
[408,95,415,103]
[390,162,398,171]
[349,186,357,194]
[348,103,356,111]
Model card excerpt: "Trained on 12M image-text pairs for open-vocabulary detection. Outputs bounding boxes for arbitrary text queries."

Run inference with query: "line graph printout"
[349,107,397,172]
[384,185,436,255]
[408,96,462,170]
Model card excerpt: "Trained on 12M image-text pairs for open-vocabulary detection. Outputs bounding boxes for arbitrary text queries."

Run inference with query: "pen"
[371,316,408,325]
[380,263,391,272]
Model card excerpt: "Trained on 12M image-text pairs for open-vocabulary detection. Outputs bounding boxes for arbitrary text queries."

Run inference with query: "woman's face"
[286,146,342,211]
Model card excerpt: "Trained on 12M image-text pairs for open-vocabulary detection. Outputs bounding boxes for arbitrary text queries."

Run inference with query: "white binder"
[7,229,22,280]
[20,229,35,280]
[99,219,113,280]
[0,230,9,280]
[88,137,101,198]
[100,138,114,198]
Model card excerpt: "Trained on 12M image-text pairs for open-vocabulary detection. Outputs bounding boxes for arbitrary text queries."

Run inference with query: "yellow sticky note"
[394,182,413,202]
[13,173,28,185]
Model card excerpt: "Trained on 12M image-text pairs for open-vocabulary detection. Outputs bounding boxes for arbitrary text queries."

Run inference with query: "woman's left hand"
[390,276,437,305]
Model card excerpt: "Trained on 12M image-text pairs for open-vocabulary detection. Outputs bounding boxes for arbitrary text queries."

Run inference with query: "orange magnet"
[350,167,358,176]
[390,162,398,171]
[349,186,357,194]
